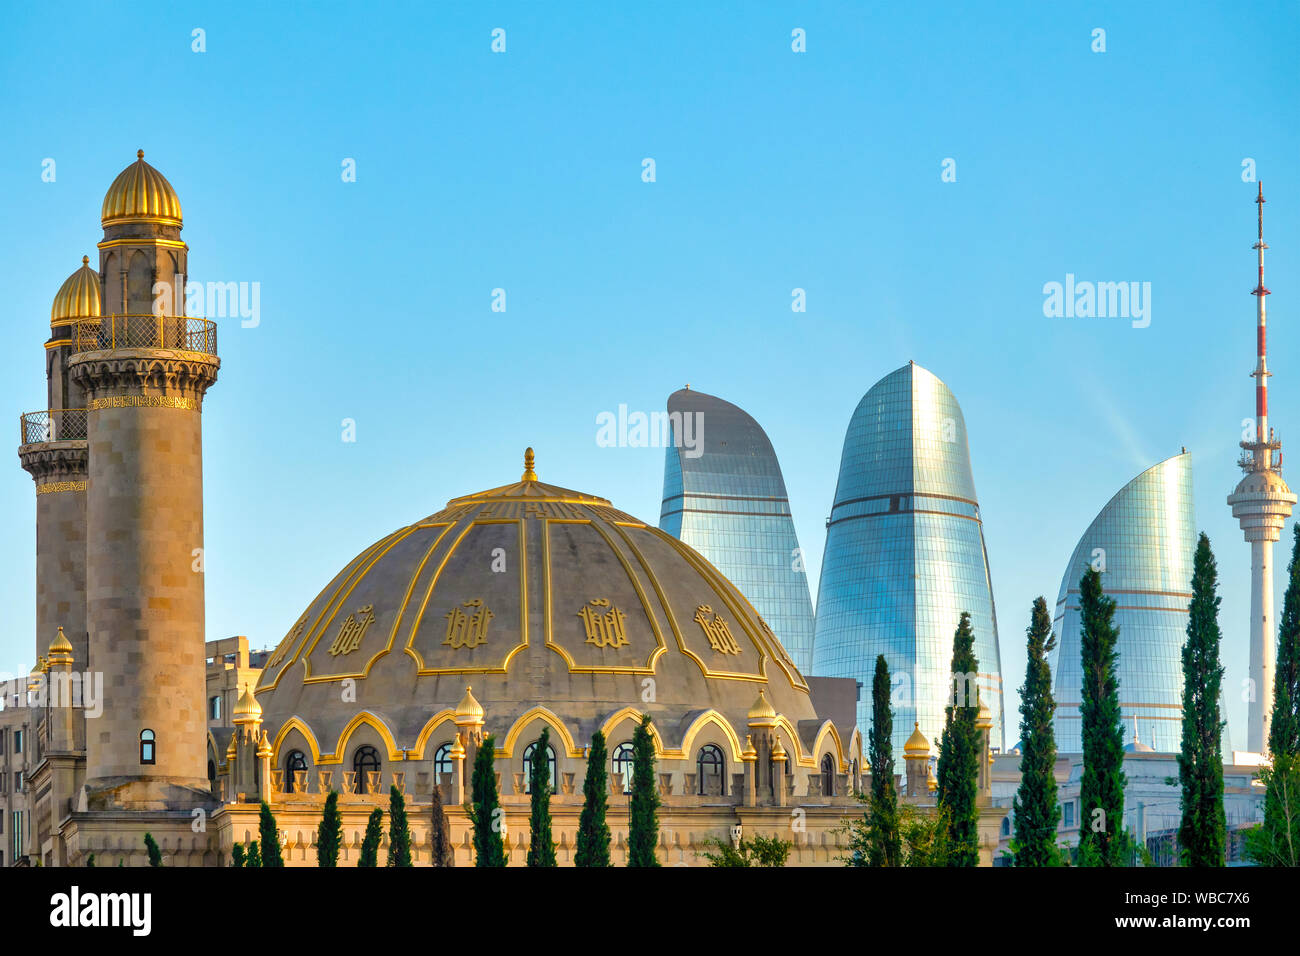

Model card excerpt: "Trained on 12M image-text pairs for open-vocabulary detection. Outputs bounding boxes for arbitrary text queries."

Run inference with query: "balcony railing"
[70,315,218,357]
[19,409,87,444]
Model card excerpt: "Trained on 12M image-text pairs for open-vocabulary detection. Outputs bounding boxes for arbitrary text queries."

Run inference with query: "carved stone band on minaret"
[67,348,220,401]
[18,441,89,486]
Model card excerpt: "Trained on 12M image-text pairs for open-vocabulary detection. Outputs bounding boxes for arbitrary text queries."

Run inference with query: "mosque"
[13,152,1007,866]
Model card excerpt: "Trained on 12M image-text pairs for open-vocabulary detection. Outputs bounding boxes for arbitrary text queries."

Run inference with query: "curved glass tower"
[811,362,1004,762]
[1049,452,1196,754]
[659,387,817,671]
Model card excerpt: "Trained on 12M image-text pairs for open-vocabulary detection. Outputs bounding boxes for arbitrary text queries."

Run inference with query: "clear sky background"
[1,1,1296,751]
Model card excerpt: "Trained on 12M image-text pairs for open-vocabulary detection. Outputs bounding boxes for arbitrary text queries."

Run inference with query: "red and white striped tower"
[1228,182,1297,754]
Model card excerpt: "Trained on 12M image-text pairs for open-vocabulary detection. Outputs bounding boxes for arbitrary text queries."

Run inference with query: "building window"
[1063,801,1074,828]
[433,743,454,782]
[11,811,21,860]
[13,730,22,754]
[696,744,725,796]
[353,745,381,792]
[522,741,557,794]
[612,743,634,794]
[207,760,216,782]
[209,696,222,721]
[821,754,835,797]
[285,750,308,792]
[1001,816,1011,837]
[140,729,155,765]
[15,772,24,793]
[0,728,6,755]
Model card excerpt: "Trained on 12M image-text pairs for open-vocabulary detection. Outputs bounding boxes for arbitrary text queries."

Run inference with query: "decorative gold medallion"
[328,604,375,656]
[577,598,629,649]
[443,598,493,649]
[694,605,741,655]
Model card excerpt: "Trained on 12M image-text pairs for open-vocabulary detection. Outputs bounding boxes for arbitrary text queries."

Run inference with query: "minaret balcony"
[69,315,217,357]
[18,408,87,445]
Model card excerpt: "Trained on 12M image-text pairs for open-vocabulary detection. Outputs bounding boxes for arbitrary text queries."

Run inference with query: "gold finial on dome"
[226,732,238,758]
[747,689,777,725]
[101,150,183,227]
[232,683,262,724]
[522,447,537,482]
[770,735,787,761]
[50,256,101,323]
[256,729,273,759]
[81,255,89,266]
[904,722,930,758]
[47,627,74,666]
[455,684,485,722]
[741,734,757,760]
[449,733,466,759]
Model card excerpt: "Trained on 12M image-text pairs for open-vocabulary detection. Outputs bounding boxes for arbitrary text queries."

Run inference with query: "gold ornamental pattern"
[694,605,741,655]
[577,598,629,649]
[87,395,200,412]
[328,605,376,656]
[443,598,494,649]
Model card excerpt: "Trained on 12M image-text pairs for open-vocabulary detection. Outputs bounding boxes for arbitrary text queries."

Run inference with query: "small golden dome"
[449,733,466,758]
[747,689,777,724]
[770,735,787,760]
[741,734,757,760]
[904,722,930,757]
[256,730,273,759]
[226,732,238,758]
[101,150,183,227]
[232,684,262,723]
[926,767,938,793]
[975,698,993,729]
[46,627,74,665]
[455,685,484,721]
[50,256,100,323]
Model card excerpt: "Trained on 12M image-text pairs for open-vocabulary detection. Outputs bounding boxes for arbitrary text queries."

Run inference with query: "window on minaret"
[140,729,156,765]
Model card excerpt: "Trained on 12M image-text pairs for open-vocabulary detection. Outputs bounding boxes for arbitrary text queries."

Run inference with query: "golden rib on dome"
[101,149,183,227]
[50,256,100,325]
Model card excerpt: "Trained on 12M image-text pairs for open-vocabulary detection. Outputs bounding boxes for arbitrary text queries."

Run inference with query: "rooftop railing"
[19,408,87,444]
[70,315,218,357]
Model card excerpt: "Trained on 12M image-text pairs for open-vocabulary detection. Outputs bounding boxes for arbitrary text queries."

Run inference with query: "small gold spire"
[770,735,787,761]
[522,447,537,481]
[232,683,262,723]
[81,255,89,266]
[47,626,74,666]
[903,722,930,757]
[455,684,485,722]
[137,149,144,160]
[449,733,466,759]
[747,688,777,725]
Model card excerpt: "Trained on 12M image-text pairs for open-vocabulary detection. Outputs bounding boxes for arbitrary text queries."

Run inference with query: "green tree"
[316,790,342,867]
[527,728,558,867]
[387,785,413,866]
[469,734,506,867]
[1077,567,1127,866]
[1178,533,1227,866]
[1248,524,1300,866]
[575,730,612,867]
[86,853,94,868]
[1012,597,1062,866]
[865,654,901,866]
[430,777,455,867]
[937,611,981,866]
[245,840,262,868]
[627,715,661,867]
[259,800,284,867]
[231,843,246,868]
[357,807,383,867]
[143,832,163,867]
[702,834,792,867]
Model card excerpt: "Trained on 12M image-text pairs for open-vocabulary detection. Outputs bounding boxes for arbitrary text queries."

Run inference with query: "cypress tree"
[387,784,413,866]
[144,832,163,867]
[259,800,284,867]
[575,730,612,867]
[527,728,558,866]
[470,734,506,867]
[86,853,95,868]
[430,777,455,867]
[245,840,262,868]
[627,715,661,867]
[1077,567,1127,866]
[1012,597,1062,866]
[231,843,246,868]
[316,790,342,867]
[937,611,981,866]
[357,807,383,867]
[866,654,901,866]
[1178,533,1227,866]
[1248,523,1300,865]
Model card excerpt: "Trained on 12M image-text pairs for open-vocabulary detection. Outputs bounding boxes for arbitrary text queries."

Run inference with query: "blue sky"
[2,1,1297,751]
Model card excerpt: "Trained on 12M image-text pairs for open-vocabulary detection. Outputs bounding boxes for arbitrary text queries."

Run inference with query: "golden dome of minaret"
[903,722,931,756]
[232,684,262,724]
[101,150,183,227]
[50,256,100,324]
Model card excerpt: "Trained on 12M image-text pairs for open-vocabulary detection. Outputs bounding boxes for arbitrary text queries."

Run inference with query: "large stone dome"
[255,449,826,771]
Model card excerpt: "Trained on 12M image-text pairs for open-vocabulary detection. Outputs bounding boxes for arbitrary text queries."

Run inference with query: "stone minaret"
[68,151,219,808]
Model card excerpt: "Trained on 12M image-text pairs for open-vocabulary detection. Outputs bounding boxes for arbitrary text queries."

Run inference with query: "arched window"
[285,750,308,793]
[433,743,454,782]
[522,741,557,794]
[140,729,155,765]
[1002,816,1011,837]
[821,753,835,797]
[611,743,635,794]
[207,759,216,782]
[697,744,725,796]
[353,745,381,793]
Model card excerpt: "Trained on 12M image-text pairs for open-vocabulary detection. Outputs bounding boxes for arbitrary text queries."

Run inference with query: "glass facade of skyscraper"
[659,388,817,671]
[1048,452,1196,754]
[811,363,1004,764]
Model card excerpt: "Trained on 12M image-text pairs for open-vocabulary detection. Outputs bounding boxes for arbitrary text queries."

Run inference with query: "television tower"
[1228,182,1297,755]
